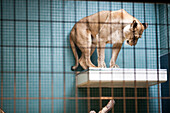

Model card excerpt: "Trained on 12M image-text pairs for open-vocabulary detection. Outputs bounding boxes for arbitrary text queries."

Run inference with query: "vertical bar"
[75,77,78,113]
[26,0,29,113]
[87,86,90,112]
[132,2,138,113]
[99,85,102,110]
[166,4,170,98]
[86,0,91,112]
[121,2,126,113]
[0,0,3,109]
[62,0,66,113]
[143,3,150,113]
[87,70,91,112]
[14,0,16,113]
[38,0,41,113]
[154,3,160,113]
[97,0,102,110]
[74,0,78,113]
[109,1,114,113]
[50,0,54,113]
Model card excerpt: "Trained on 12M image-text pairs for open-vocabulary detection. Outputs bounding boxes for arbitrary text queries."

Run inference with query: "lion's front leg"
[110,43,122,68]
[97,42,106,68]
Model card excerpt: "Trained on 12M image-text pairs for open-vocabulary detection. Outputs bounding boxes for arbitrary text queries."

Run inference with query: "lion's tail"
[70,35,79,71]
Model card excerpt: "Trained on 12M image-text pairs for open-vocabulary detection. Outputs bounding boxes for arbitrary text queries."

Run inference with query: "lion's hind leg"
[83,36,96,68]
[79,43,96,70]
[79,53,88,70]
[77,29,96,69]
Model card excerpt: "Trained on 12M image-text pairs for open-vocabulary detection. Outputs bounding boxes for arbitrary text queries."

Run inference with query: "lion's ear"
[131,20,138,30]
[142,23,148,29]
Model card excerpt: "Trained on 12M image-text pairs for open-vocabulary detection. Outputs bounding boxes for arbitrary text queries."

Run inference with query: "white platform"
[76,68,167,88]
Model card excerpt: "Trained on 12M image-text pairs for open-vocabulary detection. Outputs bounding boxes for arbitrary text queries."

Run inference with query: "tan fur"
[0,108,5,113]
[70,9,148,70]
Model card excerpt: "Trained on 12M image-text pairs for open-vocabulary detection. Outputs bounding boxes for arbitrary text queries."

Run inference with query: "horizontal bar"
[1,96,170,100]
[1,45,170,50]
[1,19,170,26]
[81,0,170,4]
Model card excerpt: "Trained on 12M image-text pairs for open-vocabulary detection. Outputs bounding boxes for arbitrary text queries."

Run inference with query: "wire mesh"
[0,0,170,113]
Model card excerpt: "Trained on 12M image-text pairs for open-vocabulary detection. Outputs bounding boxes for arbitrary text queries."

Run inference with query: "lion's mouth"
[126,40,136,46]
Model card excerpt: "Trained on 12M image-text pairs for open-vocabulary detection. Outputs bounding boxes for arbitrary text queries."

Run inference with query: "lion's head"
[123,20,148,46]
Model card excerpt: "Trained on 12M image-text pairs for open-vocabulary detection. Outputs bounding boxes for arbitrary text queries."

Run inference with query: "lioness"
[70,9,148,70]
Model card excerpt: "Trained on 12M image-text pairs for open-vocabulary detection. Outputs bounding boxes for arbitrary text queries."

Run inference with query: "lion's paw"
[98,61,107,68]
[110,64,119,68]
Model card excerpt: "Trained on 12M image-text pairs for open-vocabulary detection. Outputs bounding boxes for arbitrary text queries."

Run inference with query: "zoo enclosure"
[0,0,170,113]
